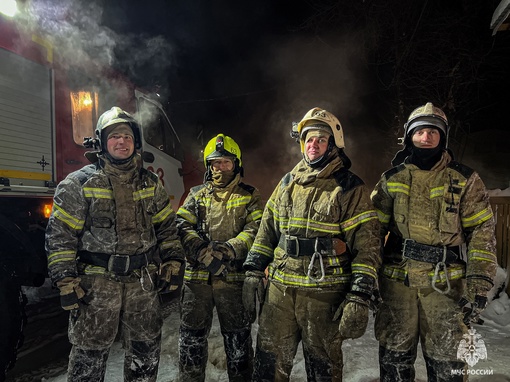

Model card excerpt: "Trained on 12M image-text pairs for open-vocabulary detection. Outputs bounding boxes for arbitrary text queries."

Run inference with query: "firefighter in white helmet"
[176,134,263,381]
[371,102,497,380]
[46,106,184,381]
[243,107,382,381]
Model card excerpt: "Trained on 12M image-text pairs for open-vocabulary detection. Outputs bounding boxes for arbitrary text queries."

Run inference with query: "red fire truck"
[0,4,199,375]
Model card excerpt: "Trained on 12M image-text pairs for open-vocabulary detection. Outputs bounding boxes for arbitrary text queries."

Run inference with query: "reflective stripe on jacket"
[244,155,381,289]
[371,151,497,287]
[46,156,183,281]
[176,174,263,283]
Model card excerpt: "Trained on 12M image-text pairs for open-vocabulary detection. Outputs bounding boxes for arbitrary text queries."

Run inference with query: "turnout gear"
[177,135,263,382]
[372,114,496,380]
[245,109,381,380]
[46,107,184,381]
[242,270,266,323]
[56,277,91,311]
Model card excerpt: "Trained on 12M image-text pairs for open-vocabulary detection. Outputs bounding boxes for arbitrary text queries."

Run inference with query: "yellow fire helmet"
[404,102,448,139]
[291,107,345,152]
[203,133,242,168]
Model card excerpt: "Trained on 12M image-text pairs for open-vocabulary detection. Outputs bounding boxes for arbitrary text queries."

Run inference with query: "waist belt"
[77,250,156,276]
[401,239,460,265]
[278,235,334,257]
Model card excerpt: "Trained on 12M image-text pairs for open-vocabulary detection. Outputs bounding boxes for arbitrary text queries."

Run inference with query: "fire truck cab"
[0,4,191,376]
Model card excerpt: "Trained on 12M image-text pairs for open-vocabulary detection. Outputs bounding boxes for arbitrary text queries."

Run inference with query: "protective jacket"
[244,155,381,289]
[177,174,263,282]
[371,150,497,288]
[46,155,184,282]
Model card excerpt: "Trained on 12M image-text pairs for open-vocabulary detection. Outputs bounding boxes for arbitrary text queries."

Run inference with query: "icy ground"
[6,265,510,382]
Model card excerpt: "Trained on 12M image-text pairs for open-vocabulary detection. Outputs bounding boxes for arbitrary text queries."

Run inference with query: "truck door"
[0,47,55,193]
[135,91,184,211]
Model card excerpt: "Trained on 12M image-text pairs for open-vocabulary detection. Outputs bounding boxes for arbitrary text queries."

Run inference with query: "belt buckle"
[108,254,130,275]
[287,235,300,256]
[402,239,415,257]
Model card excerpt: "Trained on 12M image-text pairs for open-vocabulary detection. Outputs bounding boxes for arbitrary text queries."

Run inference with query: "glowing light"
[0,0,18,17]
[43,203,53,219]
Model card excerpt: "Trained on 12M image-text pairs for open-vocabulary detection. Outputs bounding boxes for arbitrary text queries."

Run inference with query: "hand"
[197,244,227,276]
[56,277,91,311]
[213,242,236,261]
[458,278,493,325]
[242,270,266,323]
[333,293,370,339]
[157,260,183,293]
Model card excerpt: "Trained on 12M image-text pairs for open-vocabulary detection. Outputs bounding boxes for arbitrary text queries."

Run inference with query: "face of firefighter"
[106,123,135,160]
[305,130,330,161]
[411,126,441,149]
[210,157,234,172]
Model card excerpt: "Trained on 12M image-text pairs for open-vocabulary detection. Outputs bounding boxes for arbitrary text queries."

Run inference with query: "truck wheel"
[0,279,26,380]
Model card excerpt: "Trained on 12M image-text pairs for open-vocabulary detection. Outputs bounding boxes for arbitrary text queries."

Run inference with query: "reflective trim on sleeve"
[47,250,75,267]
[152,203,174,224]
[352,263,378,279]
[248,209,263,222]
[375,209,391,224]
[236,232,254,247]
[340,210,378,232]
[387,182,410,196]
[53,205,85,230]
[251,243,274,258]
[461,208,493,228]
[467,249,497,263]
[182,232,202,245]
[177,207,197,225]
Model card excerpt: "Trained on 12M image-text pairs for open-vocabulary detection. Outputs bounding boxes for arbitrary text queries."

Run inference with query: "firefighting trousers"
[375,277,468,381]
[67,275,163,382]
[253,281,346,382]
[179,278,253,382]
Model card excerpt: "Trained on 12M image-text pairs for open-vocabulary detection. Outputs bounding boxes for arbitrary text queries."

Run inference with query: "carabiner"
[140,265,155,292]
[307,238,326,282]
[431,247,451,295]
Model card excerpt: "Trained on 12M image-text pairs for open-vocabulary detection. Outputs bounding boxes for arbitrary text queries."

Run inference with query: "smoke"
[196,30,395,199]
[16,0,174,91]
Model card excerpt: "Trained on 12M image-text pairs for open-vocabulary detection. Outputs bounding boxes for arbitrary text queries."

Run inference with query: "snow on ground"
[41,291,510,382]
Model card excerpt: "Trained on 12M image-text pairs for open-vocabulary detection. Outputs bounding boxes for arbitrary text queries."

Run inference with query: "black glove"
[333,293,370,339]
[157,260,183,293]
[242,270,266,323]
[458,277,493,325]
[56,277,91,311]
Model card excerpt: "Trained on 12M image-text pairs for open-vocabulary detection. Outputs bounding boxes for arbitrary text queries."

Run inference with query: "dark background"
[27,0,510,199]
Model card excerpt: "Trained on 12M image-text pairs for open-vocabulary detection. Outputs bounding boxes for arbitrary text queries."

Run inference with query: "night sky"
[27,0,510,198]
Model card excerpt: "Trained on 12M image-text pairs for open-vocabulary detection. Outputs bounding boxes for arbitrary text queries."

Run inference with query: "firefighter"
[176,134,263,382]
[45,107,184,382]
[371,102,497,381]
[243,108,382,381]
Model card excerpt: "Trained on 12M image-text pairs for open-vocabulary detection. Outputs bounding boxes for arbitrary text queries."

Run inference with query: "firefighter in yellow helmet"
[243,108,382,381]
[371,102,497,380]
[176,134,263,381]
[45,107,184,381]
